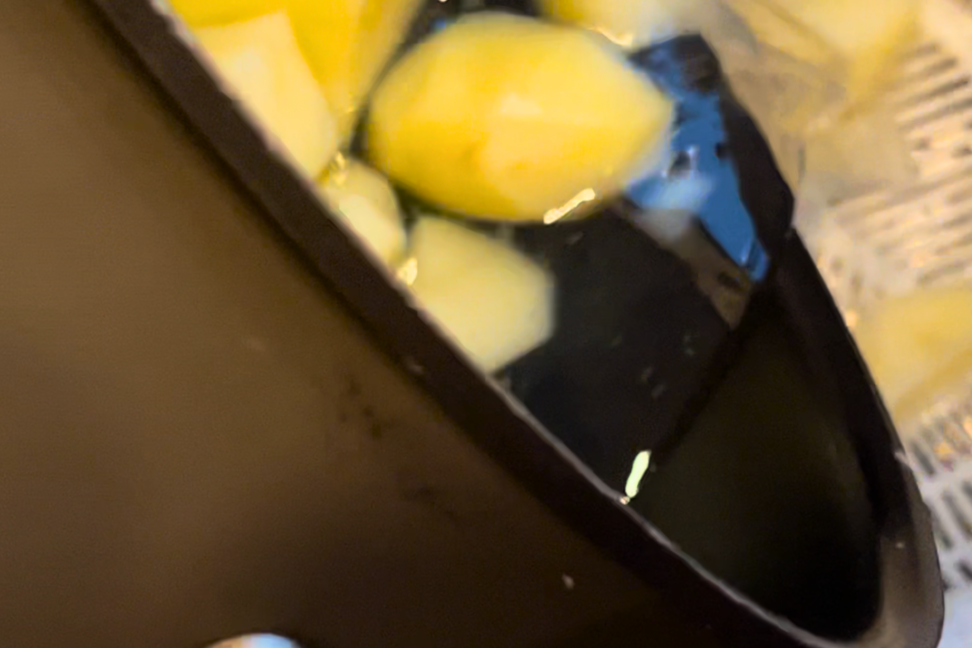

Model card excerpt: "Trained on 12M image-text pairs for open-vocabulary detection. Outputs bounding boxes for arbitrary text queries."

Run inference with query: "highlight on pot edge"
[158,0,940,638]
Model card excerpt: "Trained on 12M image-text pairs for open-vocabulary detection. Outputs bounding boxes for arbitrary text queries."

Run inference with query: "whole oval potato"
[366,13,673,223]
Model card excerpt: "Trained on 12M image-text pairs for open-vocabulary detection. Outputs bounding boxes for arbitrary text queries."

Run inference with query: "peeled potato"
[540,0,710,49]
[196,12,338,177]
[367,13,673,222]
[731,0,918,105]
[167,0,285,26]
[289,0,424,140]
[405,218,554,372]
[855,287,972,419]
[318,159,407,269]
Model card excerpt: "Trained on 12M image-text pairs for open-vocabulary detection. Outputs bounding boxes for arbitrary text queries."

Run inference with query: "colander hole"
[902,96,972,132]
[942,420,972,456]
[904,42,940,61]
[900,77,972,110]
[939,211,972,232]
[919,258,970,285]
[951,412,972,446]
[932,509,954,550]
[951,417,972,452]
[946,184,972,204]
[933,228,972,254]
[898,56,958,89]
[910,441,938,478]
[943,492,972,540]
[959,561,972,583]
[922,428,944,461]
[962,482,972,505]
[954,145,972,159]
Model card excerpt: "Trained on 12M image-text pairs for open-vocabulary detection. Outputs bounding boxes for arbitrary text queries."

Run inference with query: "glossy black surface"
[508,216,734,489]
[637,293,880,638]
[507,35,792,492]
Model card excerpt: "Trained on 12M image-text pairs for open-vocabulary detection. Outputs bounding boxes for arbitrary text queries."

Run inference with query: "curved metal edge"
[776,234,946,648]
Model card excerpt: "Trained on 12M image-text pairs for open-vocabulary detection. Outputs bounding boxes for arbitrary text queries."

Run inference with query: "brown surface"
[0,1,723,647]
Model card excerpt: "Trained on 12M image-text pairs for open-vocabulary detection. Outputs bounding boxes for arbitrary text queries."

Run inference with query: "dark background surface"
[0,1,724,646]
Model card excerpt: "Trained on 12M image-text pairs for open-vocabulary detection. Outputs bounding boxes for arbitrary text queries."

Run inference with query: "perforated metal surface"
[910,392,972,646]
[904,382,972,590]
[805,36,972,320]
[799,1,972,644]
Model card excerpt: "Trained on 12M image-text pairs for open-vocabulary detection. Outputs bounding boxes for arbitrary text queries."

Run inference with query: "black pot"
[29,1,944,647]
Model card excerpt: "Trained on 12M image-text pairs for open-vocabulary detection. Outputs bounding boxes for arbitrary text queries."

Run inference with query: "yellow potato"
[540,0,710,49]
[405,218,554,372]
[367,13,673,222]
[731,0,918,105]
[196,12,338,177]
[318,158,407,269]
[855,287,972,419]
[289,0,424,140]
[167,0,285,26]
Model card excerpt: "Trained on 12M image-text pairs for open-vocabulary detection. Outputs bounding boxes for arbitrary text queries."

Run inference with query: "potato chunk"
[405,218,555,372]
[855,287,972,419]
[196,12,338,177]
[367,14,673,222]
[318,159,407,269]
